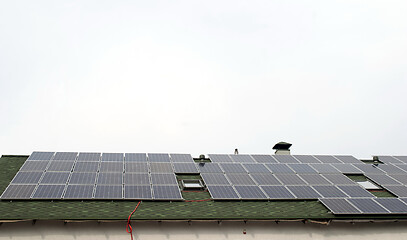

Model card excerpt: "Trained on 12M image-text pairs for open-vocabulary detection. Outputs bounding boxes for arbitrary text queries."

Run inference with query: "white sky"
[1,1,406,159]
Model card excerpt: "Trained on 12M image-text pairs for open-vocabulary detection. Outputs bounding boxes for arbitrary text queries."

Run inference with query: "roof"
[0,154,406,221]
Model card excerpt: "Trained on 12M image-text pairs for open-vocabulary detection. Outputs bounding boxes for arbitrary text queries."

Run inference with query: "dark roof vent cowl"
[272,142,292,155]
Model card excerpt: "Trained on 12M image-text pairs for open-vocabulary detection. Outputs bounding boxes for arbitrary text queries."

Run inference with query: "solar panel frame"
[148,153,171,162]
[27,151,55,161]
[77,152,101,162]
[207,185,239,199]
[201,173,231,185]
[125,153,148,162]
[208,154,233,163]
[150,173,178,185]
[0,184,37,199]
[94,185,123,199]
[225,173,256,185]
[274,174,307,185]
[313,185,348,198]
[229,155,256,163]
[170,153,194,163]
[347,198,389,214]
[73,162,99,172]
[234,185,267,199]
[260,186,296,199]
[124,185,153,199]
[101,153,124,162]
[32,184,66,199]
[220,163,247,173]
[68,172,97,185]
[319,198,361,214]
[251,154,278,163]
[19,161,49,172]
[292,155,321,163]
[152,185,182,200]
[63,185,94,199]
[53,152,78,161]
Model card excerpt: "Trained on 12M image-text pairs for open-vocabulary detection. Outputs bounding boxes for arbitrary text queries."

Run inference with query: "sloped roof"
[0,154,406,221]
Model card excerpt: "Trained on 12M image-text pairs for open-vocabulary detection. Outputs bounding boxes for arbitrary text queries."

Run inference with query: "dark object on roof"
[272,142,292,150]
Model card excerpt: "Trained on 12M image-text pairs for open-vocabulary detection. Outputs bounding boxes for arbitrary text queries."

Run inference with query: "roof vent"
[272,142,292,155]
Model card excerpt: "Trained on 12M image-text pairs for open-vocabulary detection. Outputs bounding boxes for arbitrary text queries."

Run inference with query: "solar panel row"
[320,198,407,214]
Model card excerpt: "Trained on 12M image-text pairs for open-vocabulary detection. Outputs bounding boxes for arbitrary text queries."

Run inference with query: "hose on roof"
[126,201,141,240]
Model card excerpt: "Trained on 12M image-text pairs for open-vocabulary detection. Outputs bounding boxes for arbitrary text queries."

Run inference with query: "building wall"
[1,220,407,240]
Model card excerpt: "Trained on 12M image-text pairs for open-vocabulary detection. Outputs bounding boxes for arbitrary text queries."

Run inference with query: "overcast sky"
[1,1,406,158]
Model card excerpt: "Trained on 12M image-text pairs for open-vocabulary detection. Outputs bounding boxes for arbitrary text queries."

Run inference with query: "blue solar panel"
[28,151,55,161]
[94,185,123,199]
[40,172,70,184]
[125,153,147,162]
[242,164,270,173]
[347,198,389,214]
[152,185,182,200]
[69,172,97,185]
[260,186,295,199]
[124,185,152,199]
[0,185,37,199]
[32,185,66,199]
[124,173,151,185]
[101,153,123,162]
[293,155,321,163]
[313,155,342,163]
[208,154,233,163]
[53,152,78,161]
[197,163,223,173]
[225,174,256,185]
[148,153,170,162]
[220,163,246,173]
[170,153,194,162]
[77,152,101,162]
[234,186,267,199]
[19,161,49,172]
[251,155,277,163]
[319,198,361,214]
[201,173,230,185]
[229,155,255,163]
[64,185,94,199]
[207,185,239,199]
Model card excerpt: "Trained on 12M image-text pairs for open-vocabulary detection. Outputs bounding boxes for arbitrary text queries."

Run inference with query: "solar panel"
[32,185,66,199]
[125,163,149,173]
[73,162,99,172]
[286,186,321,199]
[77,152,101,162]
[201,173,230,185]
[19,161,49,172]
[265,164,295,174]
[250,173,282,185]
[322,174,357,185]
[225,174,256,185]
[152,185,182,200]
[242,164,270,173]
[376,164,406,174]
[382,185,407,197]
[229,155,255,163]
[220,163,246,173]
[394,156,407,164]
[273,155,299,163]
[101,153,123,162]
[207,185,239,199]
[310,164,340,173]
[208,154,233,163]
[172,163,199,173]
[287,164,318,174]
[124,185,152,199]
[125,153,147,162]
[293,155,321,163]
[99,162,123,172]
[319,198,361,214]
[40,172,70,184]
[196,163,223,173]
[331,164,362,174]
[377,156,403,164]
[347,198,389,214]
[11,172,43,184]
[373,198,407,214]
[170,153,194,162]
[97,173,123,185]
[148,153,170,162]
[353,164,385,174]
[260,186,295,199]
[69,172,97,184]
[150,163,173,173]
[0,185,37,199]
[298,174,333,185]
[234,186,267,199]
[334,155,362,164]
[251,155,277,163]
[274,174,307,185]
[313,155,342,164]
[53,152,78,161]
[47,161,75,172]
[393,164,407,173]
[366,174,402,186]
[64,185,94,199]
[387,174,407,185]
[94,185,123,199]
[337,185,375,198]
[27,151,55,161]
[124,173,151,185]
[313,186,348,198]
[150,173,178,185]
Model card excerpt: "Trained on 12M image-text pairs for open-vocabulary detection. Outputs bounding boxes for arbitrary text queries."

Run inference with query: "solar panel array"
[1,152,190,200]
[3,152,407,215]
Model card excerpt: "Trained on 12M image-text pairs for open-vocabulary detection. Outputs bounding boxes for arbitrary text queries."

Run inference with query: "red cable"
[126,201,141,240]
